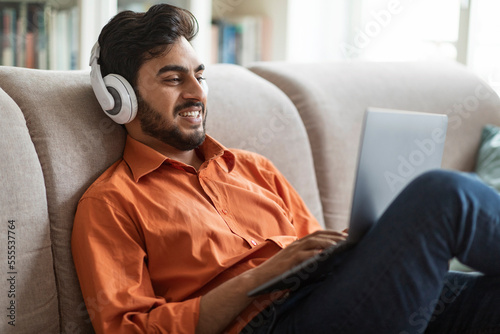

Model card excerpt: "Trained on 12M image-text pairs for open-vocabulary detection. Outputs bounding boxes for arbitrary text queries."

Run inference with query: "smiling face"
[130,36,207,153]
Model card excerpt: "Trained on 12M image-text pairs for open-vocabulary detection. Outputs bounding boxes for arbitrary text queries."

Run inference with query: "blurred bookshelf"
[211,15,272,66]
[0,0,275,70]
[117,1,275,66]
[0,0,274,70]
[118,1,274,65]
[0,0,78,70]
[2,0,492,80]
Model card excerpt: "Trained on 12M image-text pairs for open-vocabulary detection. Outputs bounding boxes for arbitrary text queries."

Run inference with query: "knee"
[385,170,469,235]
[404,169,474,200]
[408,169,470,194]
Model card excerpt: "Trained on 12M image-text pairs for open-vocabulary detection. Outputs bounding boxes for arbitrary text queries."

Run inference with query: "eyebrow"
[157,64,205,76]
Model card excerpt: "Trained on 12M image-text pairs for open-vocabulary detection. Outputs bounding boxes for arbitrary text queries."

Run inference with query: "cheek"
[137,84,160,102]
[140,89,177,113]
[137,69,158,100]
[151,95,176,115]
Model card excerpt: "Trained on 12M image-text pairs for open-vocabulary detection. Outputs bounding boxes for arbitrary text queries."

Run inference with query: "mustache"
[174,101,205,114]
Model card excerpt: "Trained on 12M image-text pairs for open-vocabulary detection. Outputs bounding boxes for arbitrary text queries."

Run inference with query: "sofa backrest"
[0,63,322,333]
[0,86,60,333]
[0,66,127,334]
[250,61,500,230]
[204,64,323,225]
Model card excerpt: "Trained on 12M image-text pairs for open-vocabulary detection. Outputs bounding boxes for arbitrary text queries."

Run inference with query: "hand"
[196,230,348,334]
[246,230,348,290]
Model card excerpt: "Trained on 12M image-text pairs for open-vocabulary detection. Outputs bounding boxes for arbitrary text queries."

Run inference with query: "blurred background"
[1,0,499,94]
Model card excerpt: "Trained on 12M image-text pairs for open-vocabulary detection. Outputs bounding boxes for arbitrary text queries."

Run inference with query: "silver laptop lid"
[348,108,448,242]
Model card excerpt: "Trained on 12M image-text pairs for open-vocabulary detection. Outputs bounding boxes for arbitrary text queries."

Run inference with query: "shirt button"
[251,240,257,246]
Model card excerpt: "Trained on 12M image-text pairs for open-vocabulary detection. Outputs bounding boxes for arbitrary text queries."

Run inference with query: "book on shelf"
[48,7,79,70]
[0,2,79,70]
[1,4,17,67]
[212,15,272,65]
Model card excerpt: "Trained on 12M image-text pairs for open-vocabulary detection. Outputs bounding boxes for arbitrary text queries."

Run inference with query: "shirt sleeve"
[71,197,201,334]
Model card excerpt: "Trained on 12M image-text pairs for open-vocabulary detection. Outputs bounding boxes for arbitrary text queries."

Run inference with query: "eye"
[163,76,182,84]
[197,76,206,83]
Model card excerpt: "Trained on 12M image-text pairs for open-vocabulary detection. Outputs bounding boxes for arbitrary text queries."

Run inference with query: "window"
[341,0,461,62]
[467,0,500,94]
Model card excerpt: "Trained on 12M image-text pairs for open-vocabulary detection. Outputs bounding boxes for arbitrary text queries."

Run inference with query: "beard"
[137,96,207,151]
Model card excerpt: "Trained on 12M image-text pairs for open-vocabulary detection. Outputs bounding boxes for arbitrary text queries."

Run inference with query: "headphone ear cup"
[102,74,138,124]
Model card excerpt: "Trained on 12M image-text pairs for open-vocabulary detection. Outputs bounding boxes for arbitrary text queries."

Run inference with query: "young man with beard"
[72,4,500,334]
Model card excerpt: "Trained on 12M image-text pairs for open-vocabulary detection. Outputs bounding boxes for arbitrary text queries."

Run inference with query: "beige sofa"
[1,61,499,333]
[249,61,500,230]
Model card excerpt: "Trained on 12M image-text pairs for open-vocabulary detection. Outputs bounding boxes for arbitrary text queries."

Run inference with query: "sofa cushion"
[475,124,500,192]
[0,67,127,333]
[0,86,59,333]
[249,61,500,230]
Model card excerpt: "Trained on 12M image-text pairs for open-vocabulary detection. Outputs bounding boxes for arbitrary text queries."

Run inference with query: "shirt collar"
[123,134,236,182]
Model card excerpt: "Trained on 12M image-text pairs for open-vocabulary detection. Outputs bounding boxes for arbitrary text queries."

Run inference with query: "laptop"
[247,107,448,297]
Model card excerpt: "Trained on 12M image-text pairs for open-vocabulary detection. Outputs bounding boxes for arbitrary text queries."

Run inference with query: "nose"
[182,76,207,101]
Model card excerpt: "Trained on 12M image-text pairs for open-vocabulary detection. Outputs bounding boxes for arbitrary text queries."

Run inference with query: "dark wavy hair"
[98,4,199,86]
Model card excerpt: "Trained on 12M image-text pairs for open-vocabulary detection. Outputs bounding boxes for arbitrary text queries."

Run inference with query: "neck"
[125,121,205,171]
[128,137,203,171]
[148,139,204,170]
[171,148,204,170]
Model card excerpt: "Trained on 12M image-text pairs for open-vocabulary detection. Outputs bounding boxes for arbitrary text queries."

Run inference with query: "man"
[72,4,500,334]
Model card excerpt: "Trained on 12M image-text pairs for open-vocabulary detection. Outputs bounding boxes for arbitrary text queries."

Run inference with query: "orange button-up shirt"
[72,135,321,334]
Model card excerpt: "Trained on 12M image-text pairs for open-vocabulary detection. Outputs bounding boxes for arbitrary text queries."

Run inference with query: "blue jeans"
[240,170,500,333]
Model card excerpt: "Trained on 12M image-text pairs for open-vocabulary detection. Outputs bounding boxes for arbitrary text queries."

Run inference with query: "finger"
[307,230,348,238]
[293,249,325,263]
[293,235,342,251]
[300,232,348,244]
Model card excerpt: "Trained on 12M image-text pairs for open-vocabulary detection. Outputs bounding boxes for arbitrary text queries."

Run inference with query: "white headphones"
[89,42,138,124]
